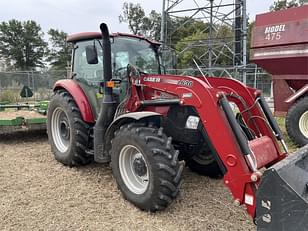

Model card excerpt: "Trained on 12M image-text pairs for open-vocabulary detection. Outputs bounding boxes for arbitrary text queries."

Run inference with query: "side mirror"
[85,45,98,64]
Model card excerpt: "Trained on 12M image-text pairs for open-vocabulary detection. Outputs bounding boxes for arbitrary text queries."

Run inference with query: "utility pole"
[208,0,214,69]
[242,0,247,85]
[160,0,166,45]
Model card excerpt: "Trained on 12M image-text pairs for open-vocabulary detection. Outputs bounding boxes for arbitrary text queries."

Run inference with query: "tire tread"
[47,90,92,166]
[286,96,308,147]
[111,123,183,212]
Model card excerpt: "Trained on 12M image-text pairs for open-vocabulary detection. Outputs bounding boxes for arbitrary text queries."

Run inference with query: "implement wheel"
[286,96,308,147]
[111,124,184,212]
[47,90,92,166]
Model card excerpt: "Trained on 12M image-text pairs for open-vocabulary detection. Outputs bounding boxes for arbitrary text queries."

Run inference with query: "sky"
[0,0,275,36]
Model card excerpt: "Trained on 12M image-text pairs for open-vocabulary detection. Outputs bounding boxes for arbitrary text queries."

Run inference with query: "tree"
[0,58,6,71]
[0,19,47,70]
[269,0,305,11]
[119,2,161,40]
[169,17,209,47]
[119,2,238,68]
[119,2,145,35]
[143,10,161,41]
[176,31,207,68]
[246,21,255,63]
[47,29,72,70]
[175,24,234,68]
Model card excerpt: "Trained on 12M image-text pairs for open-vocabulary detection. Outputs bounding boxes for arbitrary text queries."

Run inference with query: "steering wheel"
[113,66,128,80]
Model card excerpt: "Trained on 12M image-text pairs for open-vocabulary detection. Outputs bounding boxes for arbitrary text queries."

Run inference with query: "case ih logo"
[143,77,161,83]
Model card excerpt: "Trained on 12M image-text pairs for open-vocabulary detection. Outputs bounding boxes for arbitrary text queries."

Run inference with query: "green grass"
[276,117,298,152]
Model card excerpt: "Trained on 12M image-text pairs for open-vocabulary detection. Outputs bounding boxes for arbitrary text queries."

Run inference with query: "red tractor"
[48,23,308,230]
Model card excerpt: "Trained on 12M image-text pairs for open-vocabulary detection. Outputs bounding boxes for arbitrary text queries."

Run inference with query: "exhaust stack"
[93,23,117,163]
[100,23,113,102]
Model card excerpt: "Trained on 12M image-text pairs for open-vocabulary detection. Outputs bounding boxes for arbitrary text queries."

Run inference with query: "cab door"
[72,39,103,119]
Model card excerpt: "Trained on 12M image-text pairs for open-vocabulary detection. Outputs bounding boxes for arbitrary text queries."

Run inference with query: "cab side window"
[73,40,103,83]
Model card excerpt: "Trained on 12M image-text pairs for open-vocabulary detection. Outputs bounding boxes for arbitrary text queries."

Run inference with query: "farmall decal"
[264,24,286,41]
[161,78,194,87]
[143,77,161,82]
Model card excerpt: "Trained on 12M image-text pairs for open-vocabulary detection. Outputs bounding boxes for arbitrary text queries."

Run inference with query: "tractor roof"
[67,32,160,46]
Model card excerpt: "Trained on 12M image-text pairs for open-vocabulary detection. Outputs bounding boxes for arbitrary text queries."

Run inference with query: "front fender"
[105,111,162,144]
[53,79,95,123]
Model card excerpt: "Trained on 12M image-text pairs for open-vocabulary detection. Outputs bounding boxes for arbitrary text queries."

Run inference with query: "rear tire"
[186,153,222,178]
[186,146,222,178]
[111,124,184,212]
[286,96,308,147]
[47,90,92,166]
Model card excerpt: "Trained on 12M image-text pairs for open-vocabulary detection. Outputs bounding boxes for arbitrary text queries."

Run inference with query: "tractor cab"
[67,33,161,118]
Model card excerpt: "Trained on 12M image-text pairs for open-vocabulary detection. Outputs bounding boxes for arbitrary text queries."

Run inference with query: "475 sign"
[264,24,286,41]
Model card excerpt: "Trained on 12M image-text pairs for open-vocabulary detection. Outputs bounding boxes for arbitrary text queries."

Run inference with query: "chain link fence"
[0,66,272,104]
[166,66,272,97]
[0,70,69,104]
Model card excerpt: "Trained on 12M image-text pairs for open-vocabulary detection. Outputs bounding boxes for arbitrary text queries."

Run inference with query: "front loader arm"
[125,73,286,218]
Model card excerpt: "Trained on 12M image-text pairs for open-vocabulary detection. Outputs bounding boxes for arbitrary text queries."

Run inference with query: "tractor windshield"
[112,36,160,77]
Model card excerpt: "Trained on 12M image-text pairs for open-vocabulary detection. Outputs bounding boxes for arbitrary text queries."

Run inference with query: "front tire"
[47,90,92,166]
[111,124,184,212]
[286,96,308,147]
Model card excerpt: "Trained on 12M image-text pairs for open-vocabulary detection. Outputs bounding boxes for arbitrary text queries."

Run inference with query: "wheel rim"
[299,111,308,139]
[119,145,149,194]
[192,152,215,165]
[51,107,71,153]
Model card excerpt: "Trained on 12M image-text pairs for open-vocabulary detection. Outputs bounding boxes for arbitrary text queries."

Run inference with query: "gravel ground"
[0,132,255,231]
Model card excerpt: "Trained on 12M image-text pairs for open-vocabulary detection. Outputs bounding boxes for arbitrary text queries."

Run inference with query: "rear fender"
[53,79,95,123]
[285,84,308,104]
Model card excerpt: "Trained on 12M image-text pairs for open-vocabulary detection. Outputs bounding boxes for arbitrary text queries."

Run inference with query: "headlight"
[185,116,200,129]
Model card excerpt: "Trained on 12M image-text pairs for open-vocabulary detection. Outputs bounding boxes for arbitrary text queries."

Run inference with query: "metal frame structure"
[160,0,247,83]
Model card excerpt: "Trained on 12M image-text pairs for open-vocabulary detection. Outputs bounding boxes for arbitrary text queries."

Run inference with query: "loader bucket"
[256,144,308,231]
